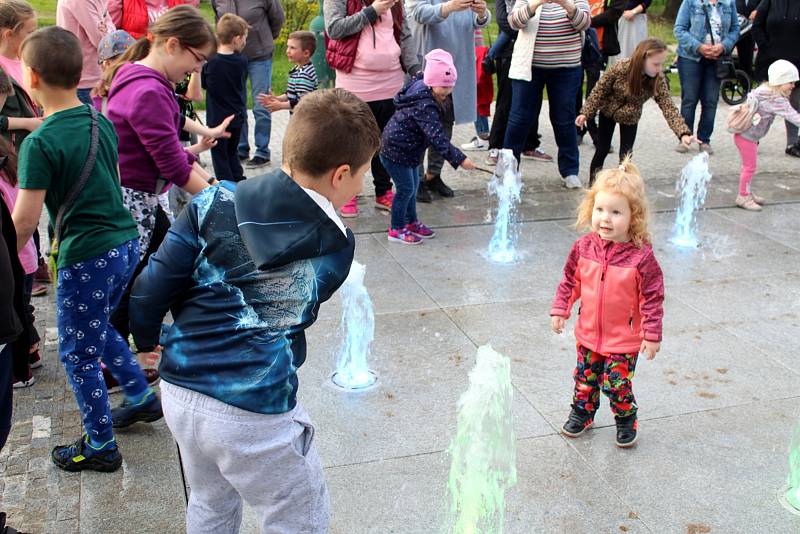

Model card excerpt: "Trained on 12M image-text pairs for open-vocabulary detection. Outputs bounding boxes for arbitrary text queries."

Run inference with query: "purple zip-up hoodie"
[108,63,196,193]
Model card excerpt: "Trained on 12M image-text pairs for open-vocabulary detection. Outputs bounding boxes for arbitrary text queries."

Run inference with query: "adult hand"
[209,115,234,139]
[373,0,397,16]
[138,345,162,367]
[470,0,488,18]
[711,44,725,57]
[697,44,715,59]
[444,0,473,16]
[551,315,566,334]
[748,9,757,21]
[461,157,476,170]
[640,340,660,360]
[622,9,636,21]
[575,114,587,128]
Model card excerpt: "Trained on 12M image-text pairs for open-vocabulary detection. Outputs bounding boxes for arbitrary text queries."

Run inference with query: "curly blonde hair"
[575,157,652,247]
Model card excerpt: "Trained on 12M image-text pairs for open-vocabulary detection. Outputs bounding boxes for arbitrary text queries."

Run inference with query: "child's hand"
[575,114,587,128]
[461,158,476,170]
[264,100,288,113]
[209,115,234,139]
[257,92,276,107]
[138,345,162,367]
[551,315,566,334]
[680,134,696,148]
[199,136,217,151]
[639,340,660,360]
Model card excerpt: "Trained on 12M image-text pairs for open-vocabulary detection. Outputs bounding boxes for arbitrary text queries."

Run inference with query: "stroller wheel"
[721,69,751,106]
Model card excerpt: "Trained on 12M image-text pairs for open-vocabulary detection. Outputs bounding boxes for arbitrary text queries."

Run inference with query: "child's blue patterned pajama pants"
[56,239,149,444]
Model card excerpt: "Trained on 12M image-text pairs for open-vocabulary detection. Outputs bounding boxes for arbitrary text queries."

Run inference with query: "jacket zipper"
[596,242,616,353]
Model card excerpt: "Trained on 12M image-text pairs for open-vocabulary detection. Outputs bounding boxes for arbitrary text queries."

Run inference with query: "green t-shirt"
[18,105,138,268]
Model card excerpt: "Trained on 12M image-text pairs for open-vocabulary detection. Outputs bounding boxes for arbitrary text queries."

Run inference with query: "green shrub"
[276,0,319,47]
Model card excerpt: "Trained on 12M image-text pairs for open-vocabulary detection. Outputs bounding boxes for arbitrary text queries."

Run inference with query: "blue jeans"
[239,59,272,160]
[504,66,582,177]
[678,56,721,145]
[77,88,92,106]
[488,31,511,59]
[474,115,489,137]
[57,239,149,444]
[381,155,420,230]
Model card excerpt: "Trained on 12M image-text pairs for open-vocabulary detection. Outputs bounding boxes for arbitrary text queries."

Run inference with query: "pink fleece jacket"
[0,176,37,274]
[56,0,115,90]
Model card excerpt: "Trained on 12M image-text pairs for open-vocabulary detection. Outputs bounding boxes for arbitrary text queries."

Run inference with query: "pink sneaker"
[340,197,358,218]
[375,190,394,211]
[406,221,435,239]
[387,227,422,245]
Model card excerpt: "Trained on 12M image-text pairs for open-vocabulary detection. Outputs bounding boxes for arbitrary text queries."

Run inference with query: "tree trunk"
[661,0,683,21]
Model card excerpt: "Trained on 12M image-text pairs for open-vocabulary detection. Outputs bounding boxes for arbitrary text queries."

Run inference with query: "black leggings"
[110,205,171,343]
[589,113,638,186]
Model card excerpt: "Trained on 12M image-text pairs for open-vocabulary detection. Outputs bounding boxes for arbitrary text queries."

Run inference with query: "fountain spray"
[487,150,523,264]
[671,153,712,248]
[447,345,517,534]
[782,421,800,514]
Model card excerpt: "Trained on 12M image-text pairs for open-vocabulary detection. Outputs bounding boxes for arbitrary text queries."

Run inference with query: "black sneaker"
[786,144,800,158]
[238,153,249,162]
[112,390,163,429]
[246,155,270,168]
[428,174,454,197]
[615,413,638,448]
[51,435,122,472]
[561,407,594,437]
[416,181,432,203]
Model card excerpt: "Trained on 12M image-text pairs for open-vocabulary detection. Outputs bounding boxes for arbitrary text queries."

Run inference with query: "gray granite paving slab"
[322,435,649,534]
[78,420,185,533]
[296,309,554,468]
[567,399,800,534]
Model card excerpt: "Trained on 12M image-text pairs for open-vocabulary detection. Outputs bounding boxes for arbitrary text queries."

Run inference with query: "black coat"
[752,0,800,80]
[736,0,761,17]
[0,191,24,347]
[591,0,626,58]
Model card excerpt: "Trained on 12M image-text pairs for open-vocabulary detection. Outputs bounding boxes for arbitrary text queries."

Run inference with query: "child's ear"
[165,36,181,55]
[329,164,351,190]
[25,65,39,90]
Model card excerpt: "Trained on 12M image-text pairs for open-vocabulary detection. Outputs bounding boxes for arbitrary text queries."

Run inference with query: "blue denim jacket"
[674,0,739,62]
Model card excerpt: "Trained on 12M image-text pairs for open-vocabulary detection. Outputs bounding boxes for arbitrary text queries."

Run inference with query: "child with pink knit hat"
[380,49,476,245]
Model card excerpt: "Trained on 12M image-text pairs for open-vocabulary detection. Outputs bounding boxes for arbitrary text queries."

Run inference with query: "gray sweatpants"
[161,381,330,534]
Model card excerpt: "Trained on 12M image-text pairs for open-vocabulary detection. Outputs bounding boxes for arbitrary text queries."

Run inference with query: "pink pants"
[734,134,758,196]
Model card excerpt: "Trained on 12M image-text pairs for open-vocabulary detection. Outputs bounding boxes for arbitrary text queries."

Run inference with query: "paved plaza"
[3,99,800,533]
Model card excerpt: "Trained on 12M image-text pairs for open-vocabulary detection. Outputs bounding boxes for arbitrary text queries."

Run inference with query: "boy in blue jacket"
[380,49,476,246]
[128,89,380,533]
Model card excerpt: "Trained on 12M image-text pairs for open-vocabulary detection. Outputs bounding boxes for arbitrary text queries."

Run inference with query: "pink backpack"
[727,95,761,134]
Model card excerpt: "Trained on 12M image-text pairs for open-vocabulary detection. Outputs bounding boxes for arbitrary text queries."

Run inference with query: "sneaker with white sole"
[460,137,488,151]
[387,228,422,245]
[521,148,553,161]
[563,175,582,189]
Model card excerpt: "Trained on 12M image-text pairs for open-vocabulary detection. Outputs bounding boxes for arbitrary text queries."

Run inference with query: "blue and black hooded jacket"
[129,169,355,414]
[380,76,467,169]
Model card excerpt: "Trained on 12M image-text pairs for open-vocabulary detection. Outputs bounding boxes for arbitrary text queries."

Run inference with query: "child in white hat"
[733,59,800,211]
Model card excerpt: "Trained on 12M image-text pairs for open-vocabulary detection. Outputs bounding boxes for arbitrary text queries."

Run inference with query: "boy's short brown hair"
[288,31,316,56]
[20,26,82,90]
[283,88,380,178]
[216,13,249,45]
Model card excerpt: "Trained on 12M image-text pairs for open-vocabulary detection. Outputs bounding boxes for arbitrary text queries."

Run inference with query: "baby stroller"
[663,14,755,106]
[720,14,755,105]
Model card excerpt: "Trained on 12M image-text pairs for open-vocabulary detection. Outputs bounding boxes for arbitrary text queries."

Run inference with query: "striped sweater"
[287,63,319,111]
[509,0,591,69]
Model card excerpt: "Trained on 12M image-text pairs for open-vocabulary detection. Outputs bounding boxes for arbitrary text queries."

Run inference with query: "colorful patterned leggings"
[572,345,638,418]
[56,239,150,445]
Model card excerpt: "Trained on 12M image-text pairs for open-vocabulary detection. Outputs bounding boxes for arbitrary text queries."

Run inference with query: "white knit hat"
[768,60,799,86]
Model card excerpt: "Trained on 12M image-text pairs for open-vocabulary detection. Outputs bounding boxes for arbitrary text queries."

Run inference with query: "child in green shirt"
[12,27,162,473]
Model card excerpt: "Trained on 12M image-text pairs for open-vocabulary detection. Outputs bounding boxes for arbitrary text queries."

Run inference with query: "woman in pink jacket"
[550,158,664,449]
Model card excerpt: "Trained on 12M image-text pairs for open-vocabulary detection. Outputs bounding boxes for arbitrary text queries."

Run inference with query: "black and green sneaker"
[111,389,163,429]
[51,435,122,472]
[615,413,638,448]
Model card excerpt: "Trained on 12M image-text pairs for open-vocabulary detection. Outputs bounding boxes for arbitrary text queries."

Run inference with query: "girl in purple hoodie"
[106,6,220,343]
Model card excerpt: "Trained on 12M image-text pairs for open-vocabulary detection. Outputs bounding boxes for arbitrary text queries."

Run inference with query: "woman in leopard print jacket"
[577,38,694,185]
